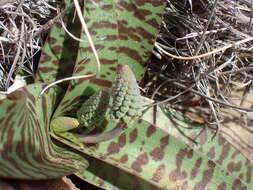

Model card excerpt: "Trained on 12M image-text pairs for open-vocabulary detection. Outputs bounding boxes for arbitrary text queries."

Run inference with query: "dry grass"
[142,0,253,129]
[0,0,58,91]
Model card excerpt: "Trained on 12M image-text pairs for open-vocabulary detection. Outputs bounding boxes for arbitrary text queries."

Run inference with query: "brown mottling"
[206,147,215,159]
[104,35,118,41]
[52,60,59,66]
[217,143,230,165]
[80,44,105,53]
[146,125,156,137]
[39,66,55,73]
[91,21,117,30]
[151,164,165,182]
[23,88,35,104]
[40,53,51,62]
[227,161,242,173]
[193,164,214,190]
[16,141,26,160]
[131,152,149,173]
[101,4,113,10]
[118,20,142,42]
[208,160,216,168]
[118,2,152,21]
[119,154,128,163]
[100,58,117,65]
[74,66,85,73]
[150,147,164,161]
[67,95,83,108]
[84,18,90,23]
[232,179,247,190]
[55,22,61,28]
[118,47,143,64]
[169,148,193,181]
[169,169,187,182]
[106,72,111,75]
[90,78,112,88]
[109,47,117,51]
[3,113,11,127]
[6,103,16,113]
[136,26,155,45]
[77,58,91,65]
[109,67,117,71]
[47,37,57,44]
[150,135,169,161]
[160,135,169,148]
[146,18,159,28]
[52,45,62,54]
[107,134,126,155]
[129,128,137,143]
[246,164,252,183]
[60,100,70,107]
[186,149,193,159]
[28,102,36,114]
[71,75,93,88]
[217,183,227,190]
[191,158,202,179]
[100,74,106,78]
[41,95,48,128]
[136,0,164,7]
[3,124,14,153]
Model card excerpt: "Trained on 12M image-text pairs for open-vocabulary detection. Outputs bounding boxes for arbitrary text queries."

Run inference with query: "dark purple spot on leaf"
[90,78,112,88]
[227,161,242,172]
[131,152,149,173]
[232,179,247,190]
[119,154,128,163]
[146,125,156,137]
[150,147,164,161]
[218,183,227,190]
[100,58,117,65]
[151,164,165,182]
[107,134,126,155]
[52,45,62,54]
[169,169,187,182]
[47,37,57,44]
[129,128,137,143]
[206,147,215,159]
[193,161,215,190]
[191,158,202,179]
[217,143,230,165]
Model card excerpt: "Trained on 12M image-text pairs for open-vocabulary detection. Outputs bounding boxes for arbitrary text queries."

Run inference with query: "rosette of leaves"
[0,0,252,189]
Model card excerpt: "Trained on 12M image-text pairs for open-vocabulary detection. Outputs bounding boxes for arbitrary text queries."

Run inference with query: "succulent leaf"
[0,84,88,179]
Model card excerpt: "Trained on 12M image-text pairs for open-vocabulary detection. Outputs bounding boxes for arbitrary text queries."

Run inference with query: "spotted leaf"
[0,84,88,179]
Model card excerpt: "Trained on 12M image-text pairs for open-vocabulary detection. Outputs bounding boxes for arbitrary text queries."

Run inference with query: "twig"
[154,36,253,60]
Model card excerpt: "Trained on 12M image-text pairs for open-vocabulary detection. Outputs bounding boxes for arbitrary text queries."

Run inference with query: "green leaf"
[0,84,88,179]
[36,0,79,84]
[47,0,165,116]
[54,117,250,189]
[142,105,253,187]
